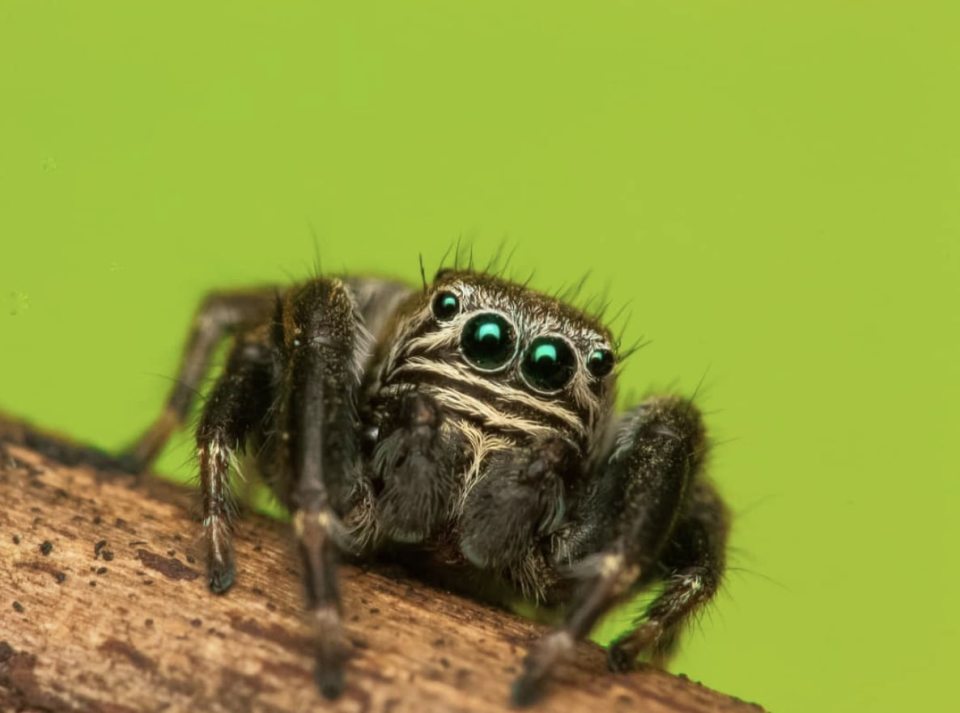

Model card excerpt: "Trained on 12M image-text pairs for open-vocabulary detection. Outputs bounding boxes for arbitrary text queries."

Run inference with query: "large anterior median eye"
[460,313,517,371]
[521,336,576,392]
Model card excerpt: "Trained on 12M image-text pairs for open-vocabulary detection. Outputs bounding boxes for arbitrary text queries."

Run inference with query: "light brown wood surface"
[0,424,764,713]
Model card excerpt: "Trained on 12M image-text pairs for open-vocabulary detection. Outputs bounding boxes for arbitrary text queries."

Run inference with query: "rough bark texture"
[0,421,764,713]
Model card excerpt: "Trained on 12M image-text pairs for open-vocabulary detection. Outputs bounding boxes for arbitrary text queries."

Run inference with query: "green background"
[2,2,957,711]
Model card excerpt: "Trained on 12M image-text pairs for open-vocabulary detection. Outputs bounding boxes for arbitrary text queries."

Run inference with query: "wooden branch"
[0,420,764,713]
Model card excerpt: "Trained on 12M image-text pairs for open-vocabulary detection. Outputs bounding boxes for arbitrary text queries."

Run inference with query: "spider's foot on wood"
[607,621,663,672]
[313,605,348,699]
[511,630,575,708]
[206,517,237,594]
[208,557,236,594]
[315,665,345,700]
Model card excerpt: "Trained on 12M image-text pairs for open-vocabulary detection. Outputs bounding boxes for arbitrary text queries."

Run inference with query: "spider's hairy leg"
[608,478,728,671]
[372,391,460,543]
[195,331,274,594]
[512,396,706,707]
[121,289,276,472]
[278,278,365,700]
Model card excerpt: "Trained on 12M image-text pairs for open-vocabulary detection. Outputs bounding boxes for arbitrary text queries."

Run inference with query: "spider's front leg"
[607,477,728,671]
[195,330,275,593]
[275,278,368,699]
[513,395,716,706]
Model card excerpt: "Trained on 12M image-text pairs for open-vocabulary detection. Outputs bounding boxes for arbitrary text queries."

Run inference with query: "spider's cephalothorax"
[121,266,729,706]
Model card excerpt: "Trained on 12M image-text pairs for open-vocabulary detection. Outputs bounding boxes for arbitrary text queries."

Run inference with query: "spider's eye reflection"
[432,291,460,320]
[587,348,615,378]
[522,336,576,392]
[460,313,516,371]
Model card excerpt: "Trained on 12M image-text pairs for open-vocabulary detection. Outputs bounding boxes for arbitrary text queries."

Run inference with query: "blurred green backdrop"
[2,2,958,711]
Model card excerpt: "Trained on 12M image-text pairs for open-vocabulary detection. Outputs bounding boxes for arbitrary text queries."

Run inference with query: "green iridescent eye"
[432,291,460,320]
[521,336,576,392]
[460,313,516,370]
[586,348,615,378]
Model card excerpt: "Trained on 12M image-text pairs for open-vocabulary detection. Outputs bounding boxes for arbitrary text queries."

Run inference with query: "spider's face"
[428,271,616,394]
[381,270,618,448]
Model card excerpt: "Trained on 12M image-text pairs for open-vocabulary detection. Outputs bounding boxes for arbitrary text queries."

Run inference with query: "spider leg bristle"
[454,234,465,270]
[501,241,520,279]
[607,300,633,337]
[520,269,537,290]
[436,241,455,276]
[685,366,712,416]
[617,334,651,362]
[485,237,509,275]
[307,220,324,279]
[418,253,428,293]
[559,269,592,304]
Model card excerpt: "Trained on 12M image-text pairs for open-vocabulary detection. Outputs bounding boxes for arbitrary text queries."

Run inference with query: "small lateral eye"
[432,291,460,320]
[521,336,576,393]
[460,313,517,371]
[586,348,615,378]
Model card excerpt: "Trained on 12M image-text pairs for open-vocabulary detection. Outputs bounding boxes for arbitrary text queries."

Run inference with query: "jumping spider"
[120,265,729,705]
